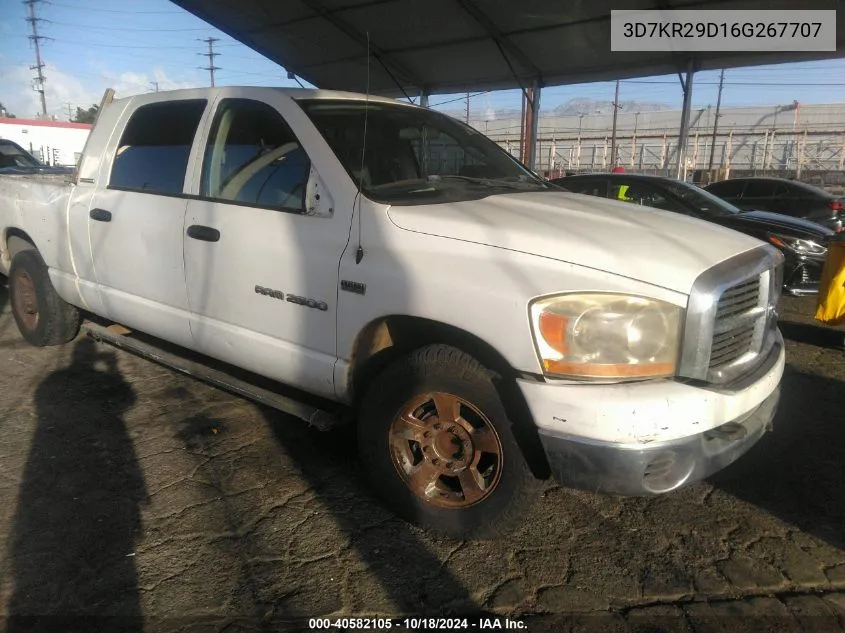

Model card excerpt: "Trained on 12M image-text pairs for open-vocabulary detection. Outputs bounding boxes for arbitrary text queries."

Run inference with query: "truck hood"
[386,191,764,295]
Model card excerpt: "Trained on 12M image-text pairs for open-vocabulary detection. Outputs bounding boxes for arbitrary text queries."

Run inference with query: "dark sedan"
[553,173,834,296]
[704,177,843,233]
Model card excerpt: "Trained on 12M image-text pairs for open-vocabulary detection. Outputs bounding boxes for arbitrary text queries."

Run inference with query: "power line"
[200,37,220,87]
[46,1,184,14]
[24,0,48,118]
[429,91,489,108]
[44,20,211,32]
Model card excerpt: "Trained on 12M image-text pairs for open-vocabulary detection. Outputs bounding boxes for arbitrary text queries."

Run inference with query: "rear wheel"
[358,344,538,539]
[9,249,80,347]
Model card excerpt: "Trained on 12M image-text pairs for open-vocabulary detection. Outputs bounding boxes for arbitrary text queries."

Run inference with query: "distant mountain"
[438,96,671,120]
[552,97,670,115]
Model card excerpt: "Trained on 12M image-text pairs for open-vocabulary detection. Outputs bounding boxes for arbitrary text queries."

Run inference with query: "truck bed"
[0,173,75,276]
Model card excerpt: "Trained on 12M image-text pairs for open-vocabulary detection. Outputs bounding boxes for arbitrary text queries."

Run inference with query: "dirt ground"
[1,275,845,632]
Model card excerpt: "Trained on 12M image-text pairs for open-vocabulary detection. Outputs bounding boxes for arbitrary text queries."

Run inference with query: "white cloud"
[103,67,202,99]
[0,62,100,120]
[0,61,204,120]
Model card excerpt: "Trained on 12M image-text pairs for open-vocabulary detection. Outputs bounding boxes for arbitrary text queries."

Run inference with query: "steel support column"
[527,80,541,170]
[675,59,695,179]
[420,89,430,108]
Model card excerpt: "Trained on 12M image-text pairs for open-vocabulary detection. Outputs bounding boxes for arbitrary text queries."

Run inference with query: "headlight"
[767,234,827,257]
[530,293,682,380]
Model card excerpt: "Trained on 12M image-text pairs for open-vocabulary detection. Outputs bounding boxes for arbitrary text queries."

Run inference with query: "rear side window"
[110,99,207,194]
[742,180,776,198]
[707,180,744,198]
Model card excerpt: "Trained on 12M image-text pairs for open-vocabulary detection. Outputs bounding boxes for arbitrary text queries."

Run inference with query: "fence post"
[839,134,845,170]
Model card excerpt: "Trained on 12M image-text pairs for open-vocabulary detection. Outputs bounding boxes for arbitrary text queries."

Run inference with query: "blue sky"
[1,0,844,120]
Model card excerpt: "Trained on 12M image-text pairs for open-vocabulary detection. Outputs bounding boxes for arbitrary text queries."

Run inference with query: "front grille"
[679,245,783,384]
[709,276,763,370]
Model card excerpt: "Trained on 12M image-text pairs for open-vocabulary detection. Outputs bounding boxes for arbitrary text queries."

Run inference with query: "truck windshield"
[297,99,556,205]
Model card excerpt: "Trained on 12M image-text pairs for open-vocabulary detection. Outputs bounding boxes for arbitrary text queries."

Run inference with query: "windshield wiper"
[428,175,541,190]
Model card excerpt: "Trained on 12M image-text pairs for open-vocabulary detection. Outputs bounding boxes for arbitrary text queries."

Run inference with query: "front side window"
[742,181,776,198]
[610,180,683,213]
[564,179,607,197]
[201,99,311,212]
[706,179,744,198]
[298,99,554,205]
[110,99,206,194]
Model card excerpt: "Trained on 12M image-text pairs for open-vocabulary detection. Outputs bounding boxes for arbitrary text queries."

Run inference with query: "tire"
[358,344,538,539]
[9,249,80,347]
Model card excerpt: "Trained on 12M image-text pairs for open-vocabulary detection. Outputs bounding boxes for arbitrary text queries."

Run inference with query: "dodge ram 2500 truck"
[0,87,785,538]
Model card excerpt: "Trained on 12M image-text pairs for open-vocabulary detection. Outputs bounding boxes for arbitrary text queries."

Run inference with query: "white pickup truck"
[0,87,785,538]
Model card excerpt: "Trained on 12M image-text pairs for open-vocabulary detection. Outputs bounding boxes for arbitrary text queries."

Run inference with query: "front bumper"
[518,333,785,496]
[538,386,779,495]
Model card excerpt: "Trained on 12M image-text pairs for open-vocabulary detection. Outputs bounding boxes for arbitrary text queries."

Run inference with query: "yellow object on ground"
[815,238,845,326]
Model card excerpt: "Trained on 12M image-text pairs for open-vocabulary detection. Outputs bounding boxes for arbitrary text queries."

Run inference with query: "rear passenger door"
[88,98,207,349]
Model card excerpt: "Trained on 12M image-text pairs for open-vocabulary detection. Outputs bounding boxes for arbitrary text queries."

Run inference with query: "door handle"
[89,208,112,222]
[187,225,221,242]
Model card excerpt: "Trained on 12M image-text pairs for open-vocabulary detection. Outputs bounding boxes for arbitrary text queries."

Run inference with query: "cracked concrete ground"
[1,276,845,632]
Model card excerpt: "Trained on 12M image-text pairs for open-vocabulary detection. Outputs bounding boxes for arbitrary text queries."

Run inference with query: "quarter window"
[110,99,206,194]
[201,99,311,212]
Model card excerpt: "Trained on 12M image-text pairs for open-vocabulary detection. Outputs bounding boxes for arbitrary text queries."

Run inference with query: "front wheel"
[358,344,538,539]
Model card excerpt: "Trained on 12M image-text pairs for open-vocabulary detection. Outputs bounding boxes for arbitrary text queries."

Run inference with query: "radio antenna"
[354,31,371,265]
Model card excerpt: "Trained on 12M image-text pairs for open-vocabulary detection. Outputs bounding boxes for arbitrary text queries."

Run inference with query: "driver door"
[182,97,351,400]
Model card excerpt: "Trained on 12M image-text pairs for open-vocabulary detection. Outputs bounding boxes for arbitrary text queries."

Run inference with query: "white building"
[0,117,92,167]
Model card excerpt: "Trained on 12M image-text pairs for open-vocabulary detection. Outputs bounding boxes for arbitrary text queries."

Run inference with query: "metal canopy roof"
[172,0,844,98]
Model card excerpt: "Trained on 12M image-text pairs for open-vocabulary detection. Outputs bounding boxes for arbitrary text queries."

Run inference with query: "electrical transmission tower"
[200,37,220,87]
[24,0,48,118]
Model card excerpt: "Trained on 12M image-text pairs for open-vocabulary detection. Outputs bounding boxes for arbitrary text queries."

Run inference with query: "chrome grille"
[709,277,762,369]
[678,245,784,385]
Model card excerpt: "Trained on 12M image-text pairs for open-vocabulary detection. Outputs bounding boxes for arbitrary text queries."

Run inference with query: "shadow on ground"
[5,337,146,633]
[780,320,845,350]
[711,363,845,551]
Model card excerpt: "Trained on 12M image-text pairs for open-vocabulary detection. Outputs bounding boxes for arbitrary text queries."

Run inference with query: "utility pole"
[200,37,220,87]
[65,101,73,121]
[465,92,470,124]
[610,80,621,169]
[150,81,160,92]
[24,0,48,118]
[631,111,640,168]
[707,68,725,180]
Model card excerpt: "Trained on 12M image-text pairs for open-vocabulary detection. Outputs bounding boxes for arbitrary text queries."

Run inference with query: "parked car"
[553,173,833,297]
[0,87,785,538]
[704,177,843,233]
[0,139,74,175]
